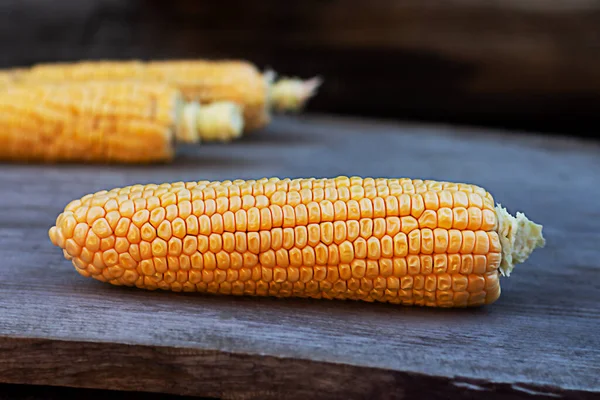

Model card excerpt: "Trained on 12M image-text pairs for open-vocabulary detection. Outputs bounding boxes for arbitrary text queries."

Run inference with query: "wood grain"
[1,0,600,133]
[0,114,598,399]
[0,339,595,400]
[0,383,213,400]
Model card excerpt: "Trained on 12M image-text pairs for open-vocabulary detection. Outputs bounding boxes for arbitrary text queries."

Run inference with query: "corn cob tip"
[494,204,545,277]
[270,76,323,113]
[196,102,245,142]
[263,69,277,85]
[174,101,244,143]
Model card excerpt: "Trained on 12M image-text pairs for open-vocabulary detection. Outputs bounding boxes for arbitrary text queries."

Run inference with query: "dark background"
[0,3,598,399]
[2,0,600,136]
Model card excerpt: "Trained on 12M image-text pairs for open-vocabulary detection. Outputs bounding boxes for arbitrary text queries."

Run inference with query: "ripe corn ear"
[0,81,244,163]
[49,176,545,307]
[8,59,321,132]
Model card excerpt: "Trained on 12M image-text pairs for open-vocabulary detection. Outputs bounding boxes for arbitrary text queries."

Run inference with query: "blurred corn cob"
[0,81,244,163]
[49,176,545,308]
[0,68,25,89]
[2,59,321,132]
[0,72,11,89]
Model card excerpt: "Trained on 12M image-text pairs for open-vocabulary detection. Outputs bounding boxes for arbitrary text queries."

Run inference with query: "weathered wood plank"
[0,114,598,398]
[0,383,212,400]
[1,0,600,132]
[0,338,595,400]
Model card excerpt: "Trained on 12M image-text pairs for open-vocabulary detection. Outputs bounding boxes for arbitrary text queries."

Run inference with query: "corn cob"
[0,72,12,89]
[49,176,545,308]
[0,81,244,163]
[0,68,24,89]
[21,61,145,82]
[7,59,321,132]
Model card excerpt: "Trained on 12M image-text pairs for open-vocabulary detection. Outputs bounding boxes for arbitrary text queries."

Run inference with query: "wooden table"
[0,115,598,399]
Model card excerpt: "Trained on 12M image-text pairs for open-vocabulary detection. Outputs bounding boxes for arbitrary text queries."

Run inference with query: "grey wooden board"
[0,114,598,399]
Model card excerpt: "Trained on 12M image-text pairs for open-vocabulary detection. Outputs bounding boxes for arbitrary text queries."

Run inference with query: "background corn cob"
[0,68,24,89]
[145,60,273,132]
[0,72,12,89]
[0,81,244,163]
[21,60,146,82]
[5,59,321,132]
[49,176,545,308]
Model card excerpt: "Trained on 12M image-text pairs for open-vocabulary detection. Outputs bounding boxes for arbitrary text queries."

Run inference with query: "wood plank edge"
[0,337,595,399]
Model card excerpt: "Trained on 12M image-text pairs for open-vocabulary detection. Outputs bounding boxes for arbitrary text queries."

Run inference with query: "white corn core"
[174,102,201,144]
[196,102,244,142]
[269,76,322,113]
[495,204,546,277]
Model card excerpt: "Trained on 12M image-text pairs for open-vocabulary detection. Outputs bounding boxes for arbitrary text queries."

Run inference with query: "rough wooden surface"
[0,115,598,399]
[0,383,213,400]
[2,0,600,133]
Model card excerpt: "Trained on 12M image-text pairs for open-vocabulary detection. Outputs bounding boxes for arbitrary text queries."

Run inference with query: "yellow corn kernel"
[49,176,545,308]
